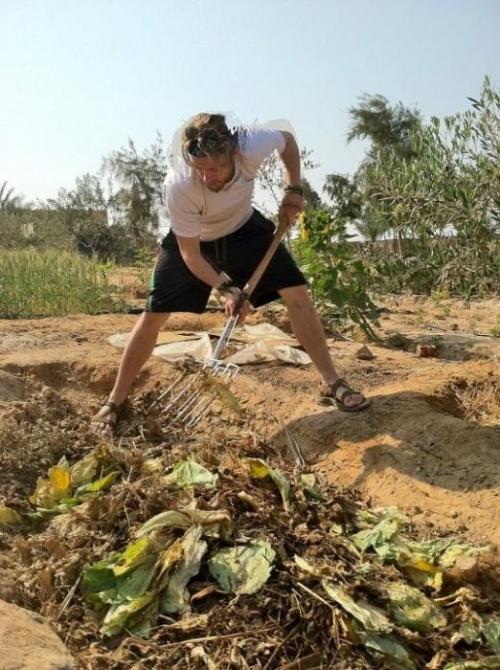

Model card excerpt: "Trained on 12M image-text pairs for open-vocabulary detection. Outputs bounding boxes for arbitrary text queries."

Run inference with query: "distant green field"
[0,249,125,318]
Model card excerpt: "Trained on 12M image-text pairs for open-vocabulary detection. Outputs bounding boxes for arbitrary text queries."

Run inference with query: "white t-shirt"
[164,126,286,241]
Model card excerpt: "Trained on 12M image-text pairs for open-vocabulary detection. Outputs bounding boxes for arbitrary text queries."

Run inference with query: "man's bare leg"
[91,311,170,433]
[279,285,366,408]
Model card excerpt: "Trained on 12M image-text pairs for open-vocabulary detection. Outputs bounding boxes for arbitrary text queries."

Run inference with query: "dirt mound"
[0,370,25,401]
[0,599,74,670]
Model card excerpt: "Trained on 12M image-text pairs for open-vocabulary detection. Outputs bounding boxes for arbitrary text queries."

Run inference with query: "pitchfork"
[157,215,290,427]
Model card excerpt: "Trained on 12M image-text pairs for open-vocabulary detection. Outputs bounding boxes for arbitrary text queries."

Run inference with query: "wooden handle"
[242,215,289,299]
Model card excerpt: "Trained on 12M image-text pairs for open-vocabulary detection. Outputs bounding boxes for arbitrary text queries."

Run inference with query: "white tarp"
[225,341,311,366]
[108,324,310,366]
[153,334,213,362]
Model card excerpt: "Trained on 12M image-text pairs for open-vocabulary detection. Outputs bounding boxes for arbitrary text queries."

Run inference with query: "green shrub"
[0,249,126,318]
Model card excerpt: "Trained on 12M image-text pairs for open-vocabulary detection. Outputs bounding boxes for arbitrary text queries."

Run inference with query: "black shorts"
[146,209,307,313]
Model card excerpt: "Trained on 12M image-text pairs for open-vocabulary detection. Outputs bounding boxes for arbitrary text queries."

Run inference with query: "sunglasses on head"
[187,129,234,157]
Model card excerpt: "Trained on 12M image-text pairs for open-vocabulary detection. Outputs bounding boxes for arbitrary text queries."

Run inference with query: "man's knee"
[279,284,311,308]
[138,311,170,332]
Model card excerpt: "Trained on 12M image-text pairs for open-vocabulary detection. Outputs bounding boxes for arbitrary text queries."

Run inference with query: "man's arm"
[176,235,251,319]
[280,131,302,187]
[176,234,225,288]
[279,131,304,225]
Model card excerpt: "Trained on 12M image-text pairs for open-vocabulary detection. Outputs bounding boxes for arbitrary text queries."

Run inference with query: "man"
[91,113,369,433]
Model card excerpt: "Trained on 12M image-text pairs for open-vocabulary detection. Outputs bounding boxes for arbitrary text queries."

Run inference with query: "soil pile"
[0,381,499,669]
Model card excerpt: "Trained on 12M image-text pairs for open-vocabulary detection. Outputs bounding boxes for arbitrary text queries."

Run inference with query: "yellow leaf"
[50,466,71,496]
[0,506,23,526]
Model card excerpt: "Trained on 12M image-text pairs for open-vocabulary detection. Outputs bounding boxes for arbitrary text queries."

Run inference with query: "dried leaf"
[160,526,207,614]
[444,657,500,669]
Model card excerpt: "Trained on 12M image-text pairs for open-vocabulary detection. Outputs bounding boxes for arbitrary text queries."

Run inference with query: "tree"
[347,94,422,159]
[103,134,168,249]
[0,181,23,210]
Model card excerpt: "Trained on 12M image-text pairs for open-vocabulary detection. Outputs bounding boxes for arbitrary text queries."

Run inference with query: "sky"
[1,0,499,203]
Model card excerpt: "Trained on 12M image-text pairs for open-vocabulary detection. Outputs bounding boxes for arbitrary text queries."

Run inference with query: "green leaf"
[126,597,159,639]
[113,538,155,577]
[101,592,155,637]
[82,556,120,594]
[209,540,275,595]
[451,615,483,646]
[246,458,291,511]
[116,558,157,601]
[357,630,416,670]
[483,617,500,654]
[75,471,119,496]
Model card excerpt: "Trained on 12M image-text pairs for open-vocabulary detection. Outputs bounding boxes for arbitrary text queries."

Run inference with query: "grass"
[0,249,126,318]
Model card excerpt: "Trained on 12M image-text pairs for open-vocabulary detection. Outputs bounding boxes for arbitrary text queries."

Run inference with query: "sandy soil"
[0,294,499,548]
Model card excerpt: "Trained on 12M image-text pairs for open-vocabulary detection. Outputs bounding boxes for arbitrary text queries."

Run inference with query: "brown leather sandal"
[91,400,125,431]
[320,378,370,412]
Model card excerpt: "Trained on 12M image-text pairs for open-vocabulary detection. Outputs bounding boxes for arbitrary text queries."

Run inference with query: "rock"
[415,344,438,358]
[355,345,375,360]
[0,600,74,669]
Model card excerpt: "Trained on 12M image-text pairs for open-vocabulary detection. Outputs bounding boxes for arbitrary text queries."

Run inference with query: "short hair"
[181,113,238,164]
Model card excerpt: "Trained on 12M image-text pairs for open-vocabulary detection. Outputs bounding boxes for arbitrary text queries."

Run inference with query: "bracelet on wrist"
[284,184,304,197]
[217,279,238,295]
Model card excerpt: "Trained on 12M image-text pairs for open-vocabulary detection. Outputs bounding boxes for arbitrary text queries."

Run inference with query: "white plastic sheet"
[153,333,213,362]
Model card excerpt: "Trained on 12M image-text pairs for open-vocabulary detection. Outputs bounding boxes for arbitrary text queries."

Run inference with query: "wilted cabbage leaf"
[299,473,325,502]
[70,452,99,488]
[162,460,219,489]
[75,471,119,496]
[113,538,155,577]
[384,582,447,632]
[160,526,207,614]
[29,457,72,509]
[0,506,23,526]
[136,508,233,540]
[322,580,393,633]
[101,592,155,637]
[483,617,500,654]
[209,540,275,594]
[356,629,416,670]
[246,458,291,511]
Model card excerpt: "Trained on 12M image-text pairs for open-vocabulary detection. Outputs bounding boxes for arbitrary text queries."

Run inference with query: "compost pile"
[0,383,499,670]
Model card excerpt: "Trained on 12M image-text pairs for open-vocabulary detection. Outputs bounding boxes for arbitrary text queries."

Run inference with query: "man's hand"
[279,190,304,227]
[223,286,251,322]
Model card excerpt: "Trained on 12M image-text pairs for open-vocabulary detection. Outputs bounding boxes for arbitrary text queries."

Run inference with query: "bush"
[0,249,126,318]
